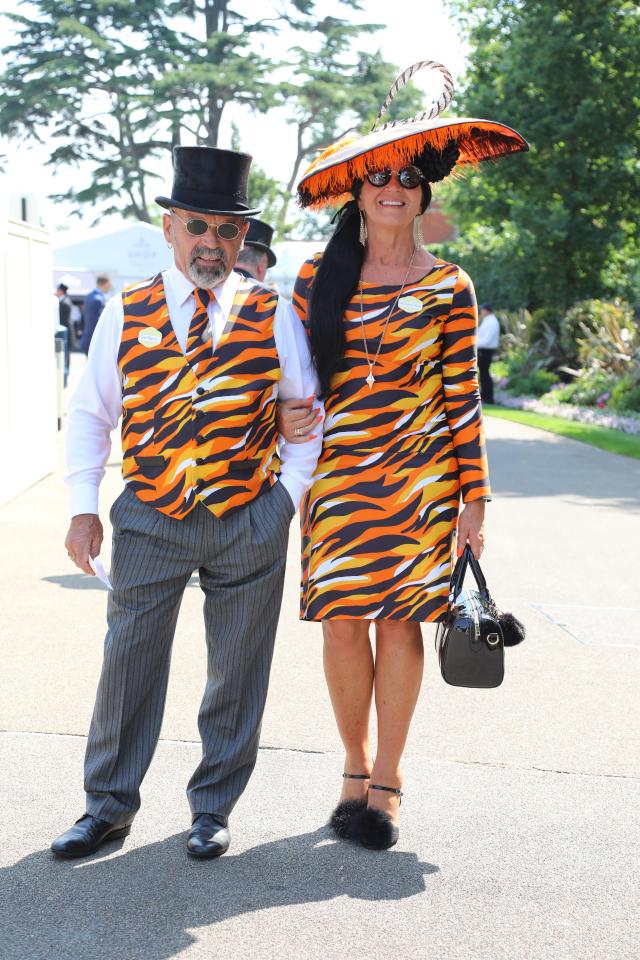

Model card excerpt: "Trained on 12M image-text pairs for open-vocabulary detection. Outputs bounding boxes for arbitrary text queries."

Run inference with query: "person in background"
[55,282,72,384]
[235,218,276,283]
[80,274,112,354]
[477,303,500,405]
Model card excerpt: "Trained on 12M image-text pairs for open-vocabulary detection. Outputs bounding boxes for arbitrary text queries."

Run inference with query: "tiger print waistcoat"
[118,272,281,519]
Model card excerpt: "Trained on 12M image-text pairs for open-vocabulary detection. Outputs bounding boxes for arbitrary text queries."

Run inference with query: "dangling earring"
[359,209,368,247]
[413,215,425,249]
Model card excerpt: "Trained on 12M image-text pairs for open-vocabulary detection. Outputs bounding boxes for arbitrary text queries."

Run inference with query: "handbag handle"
[450,543,490,601]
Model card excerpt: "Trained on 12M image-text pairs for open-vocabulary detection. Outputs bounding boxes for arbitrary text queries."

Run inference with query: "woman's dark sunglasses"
[171,209,242,240]
[366,165,425,189]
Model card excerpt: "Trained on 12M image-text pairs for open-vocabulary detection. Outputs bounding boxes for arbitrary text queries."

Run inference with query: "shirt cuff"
[278,474,306,513]
[68,482,100,518]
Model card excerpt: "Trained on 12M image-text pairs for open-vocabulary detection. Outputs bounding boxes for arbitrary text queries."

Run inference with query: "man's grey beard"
[187,245,228,287]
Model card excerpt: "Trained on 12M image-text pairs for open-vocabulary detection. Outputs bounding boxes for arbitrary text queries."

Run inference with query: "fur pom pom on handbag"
[498,612,526,647]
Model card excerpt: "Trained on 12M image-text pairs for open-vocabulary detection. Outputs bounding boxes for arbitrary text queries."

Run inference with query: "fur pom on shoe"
[346,806,399,850]
[329,799,367,838]
[499,612,526,646]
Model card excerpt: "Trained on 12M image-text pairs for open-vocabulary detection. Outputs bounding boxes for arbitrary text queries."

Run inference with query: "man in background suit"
[80,274,112,354]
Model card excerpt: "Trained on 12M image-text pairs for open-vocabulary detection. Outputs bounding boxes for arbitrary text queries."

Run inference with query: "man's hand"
[276,396,321,443]
[65,514,104,575]
[456,500,486,561]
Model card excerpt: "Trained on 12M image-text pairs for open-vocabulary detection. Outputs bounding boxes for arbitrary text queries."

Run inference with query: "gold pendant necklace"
[359,247,417,390]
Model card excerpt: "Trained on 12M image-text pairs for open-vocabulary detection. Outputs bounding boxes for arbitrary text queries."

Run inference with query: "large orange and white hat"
[296,61,528,209]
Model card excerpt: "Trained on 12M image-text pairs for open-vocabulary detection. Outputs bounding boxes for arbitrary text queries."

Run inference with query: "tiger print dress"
[292,255,491,623]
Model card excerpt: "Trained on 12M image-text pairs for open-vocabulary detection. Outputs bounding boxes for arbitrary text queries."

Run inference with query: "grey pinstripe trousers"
[84,480,294,823]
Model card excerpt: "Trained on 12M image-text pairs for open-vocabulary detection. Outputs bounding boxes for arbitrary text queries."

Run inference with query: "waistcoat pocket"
[134,456,167,479]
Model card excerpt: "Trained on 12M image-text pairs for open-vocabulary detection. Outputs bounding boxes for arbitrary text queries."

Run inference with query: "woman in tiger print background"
[279,62,528,850]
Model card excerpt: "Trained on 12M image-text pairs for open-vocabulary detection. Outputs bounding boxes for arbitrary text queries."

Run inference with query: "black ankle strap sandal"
[369,783,403,805]
[342,773,371,780]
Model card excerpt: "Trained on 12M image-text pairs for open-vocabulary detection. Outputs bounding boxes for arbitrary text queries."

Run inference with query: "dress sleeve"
[291,255,321,333]
[441,267,491,502]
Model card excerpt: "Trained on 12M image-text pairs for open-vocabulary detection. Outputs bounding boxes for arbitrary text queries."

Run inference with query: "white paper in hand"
[89,555,113,590]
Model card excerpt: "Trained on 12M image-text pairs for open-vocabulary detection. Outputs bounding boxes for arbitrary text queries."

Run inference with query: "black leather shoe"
[51,813,133,858]
[187,813,230,859]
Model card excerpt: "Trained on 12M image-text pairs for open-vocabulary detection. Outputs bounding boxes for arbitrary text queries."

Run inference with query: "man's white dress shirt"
[66,266,322,517]
[476,311,500,350]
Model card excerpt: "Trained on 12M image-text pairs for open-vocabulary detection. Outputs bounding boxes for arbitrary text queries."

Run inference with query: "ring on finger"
[294,427,303,437]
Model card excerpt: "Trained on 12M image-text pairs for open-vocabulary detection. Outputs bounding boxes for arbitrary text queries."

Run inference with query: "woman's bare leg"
[322,619,374,801]
[369,620,424,821]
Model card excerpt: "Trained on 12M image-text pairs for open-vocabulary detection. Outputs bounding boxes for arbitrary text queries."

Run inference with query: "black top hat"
[244,218,277,268]
[156,146,262,217]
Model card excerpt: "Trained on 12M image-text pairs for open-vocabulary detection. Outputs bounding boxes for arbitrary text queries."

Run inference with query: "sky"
[0,0,467,233]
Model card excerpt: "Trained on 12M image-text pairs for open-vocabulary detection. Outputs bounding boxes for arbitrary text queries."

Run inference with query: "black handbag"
[435,544,524,688]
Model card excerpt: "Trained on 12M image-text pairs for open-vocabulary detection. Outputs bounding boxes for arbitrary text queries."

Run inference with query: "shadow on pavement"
[4,828,438,959]
[42,575,109,590]
[42,575,201,590]
[487,437,640,507]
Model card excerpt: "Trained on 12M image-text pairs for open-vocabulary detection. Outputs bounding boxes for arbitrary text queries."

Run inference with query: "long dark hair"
[309,194,363,398]
[309,180,432,397]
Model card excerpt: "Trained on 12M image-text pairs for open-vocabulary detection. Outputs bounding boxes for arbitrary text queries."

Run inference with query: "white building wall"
[0,219,57,506]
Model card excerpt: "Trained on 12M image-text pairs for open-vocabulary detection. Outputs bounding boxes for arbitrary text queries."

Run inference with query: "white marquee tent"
[52,221,172,294]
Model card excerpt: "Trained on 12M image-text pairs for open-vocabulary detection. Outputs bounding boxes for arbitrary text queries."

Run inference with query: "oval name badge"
[398,295,424,314]
[138,327,162,348]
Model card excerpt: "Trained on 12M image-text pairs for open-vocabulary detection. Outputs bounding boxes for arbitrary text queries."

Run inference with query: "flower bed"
[494,391,640,436]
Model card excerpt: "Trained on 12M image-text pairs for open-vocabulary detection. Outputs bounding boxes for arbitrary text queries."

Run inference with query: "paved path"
[1,409,639,960]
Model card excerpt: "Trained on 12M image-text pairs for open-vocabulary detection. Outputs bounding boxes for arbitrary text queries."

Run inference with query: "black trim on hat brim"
[156,196,262,217]
[245,240,277,268]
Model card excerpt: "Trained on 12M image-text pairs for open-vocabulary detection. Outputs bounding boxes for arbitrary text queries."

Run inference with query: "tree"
[280,26,425,237]
[0,0,429,232]
[0,0,169,221]
[0,0,323,220]
[441,0,640,311]
[150,0,286,147]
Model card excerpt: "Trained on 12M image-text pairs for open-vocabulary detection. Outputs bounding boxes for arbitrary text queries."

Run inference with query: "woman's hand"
[456,500,486,560]
[276,396,321,443]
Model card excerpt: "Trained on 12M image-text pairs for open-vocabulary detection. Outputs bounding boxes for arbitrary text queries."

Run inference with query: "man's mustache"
[190,245,226,265]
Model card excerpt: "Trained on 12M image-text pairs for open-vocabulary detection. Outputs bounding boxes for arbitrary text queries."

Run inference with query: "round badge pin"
[398,296,423,314]
[138,327,162,348]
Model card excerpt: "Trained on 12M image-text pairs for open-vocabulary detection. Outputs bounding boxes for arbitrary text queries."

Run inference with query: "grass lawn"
[484,405,640,460]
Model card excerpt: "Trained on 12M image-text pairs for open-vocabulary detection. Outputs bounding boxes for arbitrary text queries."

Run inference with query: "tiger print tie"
[186,288,213,374]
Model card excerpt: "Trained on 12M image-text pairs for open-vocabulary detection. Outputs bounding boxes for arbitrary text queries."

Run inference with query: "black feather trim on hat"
[498,612,526,647]
[416,141,460,183]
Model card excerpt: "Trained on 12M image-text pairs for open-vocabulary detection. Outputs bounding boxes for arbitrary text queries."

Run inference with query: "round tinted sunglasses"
[366,165,425,190]
[171,209,243,240]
